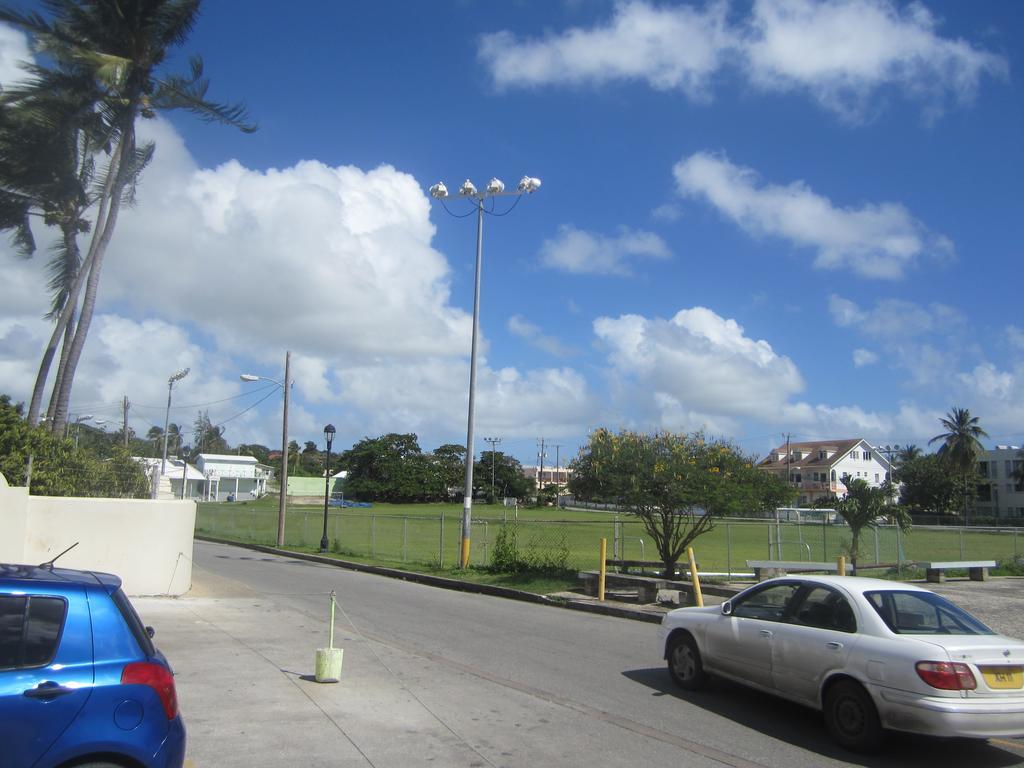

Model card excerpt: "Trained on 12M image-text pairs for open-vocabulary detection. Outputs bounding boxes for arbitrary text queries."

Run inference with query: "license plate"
[980,666,1024,690]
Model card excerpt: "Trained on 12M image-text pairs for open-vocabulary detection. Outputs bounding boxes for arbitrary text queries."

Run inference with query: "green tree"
[569,429,783,577]
[429,443,465,500]
[0,0,254,434]
[837,476,911,571]
[929,407,989,523]
[475,450,531,503]
[897,453,964,518]
[0,394,147,497]
[339,433,425,502]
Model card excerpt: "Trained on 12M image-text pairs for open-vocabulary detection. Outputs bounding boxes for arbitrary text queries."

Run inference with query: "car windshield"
[865,590,995,635]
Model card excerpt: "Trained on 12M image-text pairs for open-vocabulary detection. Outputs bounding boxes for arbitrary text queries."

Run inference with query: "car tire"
[823,679,882,753]
[667,633,707,691]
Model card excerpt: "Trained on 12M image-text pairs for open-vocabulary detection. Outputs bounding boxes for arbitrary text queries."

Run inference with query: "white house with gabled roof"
[757,438,892,506]
[195,454,269,501]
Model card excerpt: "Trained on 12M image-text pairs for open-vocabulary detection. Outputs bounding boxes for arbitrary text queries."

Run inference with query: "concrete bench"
[918,560,996,583]
[578,571,686,603]
[606,559,670,574]
[745,560,839,581]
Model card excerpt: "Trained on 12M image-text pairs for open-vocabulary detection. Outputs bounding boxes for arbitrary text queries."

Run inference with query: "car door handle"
[24,681,75,700]
[759,629,773,638]
[826,641,843,650]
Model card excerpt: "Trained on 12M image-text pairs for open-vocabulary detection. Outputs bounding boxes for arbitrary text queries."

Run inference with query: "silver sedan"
[658,575,1024,752]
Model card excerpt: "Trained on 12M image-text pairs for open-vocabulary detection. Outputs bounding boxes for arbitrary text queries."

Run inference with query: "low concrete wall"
[0,484,195,596]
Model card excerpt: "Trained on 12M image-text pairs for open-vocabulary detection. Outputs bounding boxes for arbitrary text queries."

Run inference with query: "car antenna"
[39,542,79,569]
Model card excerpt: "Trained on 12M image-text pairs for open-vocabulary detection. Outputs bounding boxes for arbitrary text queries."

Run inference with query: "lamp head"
[517,176,542,194]
[240,374,260,382]
[324,423,336,448]
[458,179,477,197]
[429,182,448,199]
[485,177,505,195]
[169,367,190,384]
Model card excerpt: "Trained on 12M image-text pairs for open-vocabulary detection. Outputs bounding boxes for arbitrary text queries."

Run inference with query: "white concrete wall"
[0,485,195,596]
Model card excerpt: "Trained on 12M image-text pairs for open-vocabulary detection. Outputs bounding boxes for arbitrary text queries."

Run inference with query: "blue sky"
[1,0,1022,468]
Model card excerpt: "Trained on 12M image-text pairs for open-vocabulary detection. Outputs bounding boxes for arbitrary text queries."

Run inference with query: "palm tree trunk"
[28,231,83,428]
[50,118,133,434]
[45,315,76,427]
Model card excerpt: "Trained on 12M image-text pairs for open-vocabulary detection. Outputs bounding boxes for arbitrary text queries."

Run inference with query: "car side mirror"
[721,601,732,616]
[146,626,155,639]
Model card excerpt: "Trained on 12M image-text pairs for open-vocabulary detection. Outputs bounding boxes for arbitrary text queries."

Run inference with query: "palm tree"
[837,476,911,571]
[0,0,255,434]
[929,407,989,524]
[0,71,111,427]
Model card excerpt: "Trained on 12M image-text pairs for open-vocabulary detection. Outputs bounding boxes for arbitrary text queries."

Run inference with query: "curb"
[195,535,694,623]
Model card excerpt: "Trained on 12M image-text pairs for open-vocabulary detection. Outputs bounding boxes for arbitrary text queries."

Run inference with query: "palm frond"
[153,56,256,132]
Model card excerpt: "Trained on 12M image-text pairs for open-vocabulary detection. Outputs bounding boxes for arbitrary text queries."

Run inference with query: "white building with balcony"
[757,439,892,507]
[976,445,1024,520]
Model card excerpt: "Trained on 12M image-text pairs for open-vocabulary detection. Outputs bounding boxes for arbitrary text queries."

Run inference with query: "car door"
[0,586,94,768]
[704,582,801,689]
[769,585,860,705]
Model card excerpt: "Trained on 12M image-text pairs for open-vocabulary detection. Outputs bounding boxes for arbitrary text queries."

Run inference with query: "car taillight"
[915,661,977,691]
[121,662,179,719]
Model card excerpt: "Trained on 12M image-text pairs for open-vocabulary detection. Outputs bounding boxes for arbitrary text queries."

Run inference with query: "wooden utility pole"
[122,396,131,449]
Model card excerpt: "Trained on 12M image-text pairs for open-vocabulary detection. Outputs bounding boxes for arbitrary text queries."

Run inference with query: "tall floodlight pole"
[241,350,292,547]
[429,175,542,568]
[161,369,190,476]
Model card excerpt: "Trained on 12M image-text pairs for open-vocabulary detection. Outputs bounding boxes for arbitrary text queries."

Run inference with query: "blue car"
[0,562,186,768]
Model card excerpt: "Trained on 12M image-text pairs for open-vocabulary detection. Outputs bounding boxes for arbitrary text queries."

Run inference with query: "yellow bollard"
[837,555,846,577]
[598,538,607,602]
[687,547,704,607]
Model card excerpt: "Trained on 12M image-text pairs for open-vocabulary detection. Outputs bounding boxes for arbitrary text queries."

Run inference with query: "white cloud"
[852,348,878,367]
[479,1,733,98]
[0,117,601,449]
[100,120,465,361]
[745,0,1009,122]
[828,294,964,338]
[675,151,954,279]
[478,0,1007,122]
[507,315,574,357]
[594,306,805,425]
[0,24,32,87]
[1007,326,1024,351]
[539,224,670,276]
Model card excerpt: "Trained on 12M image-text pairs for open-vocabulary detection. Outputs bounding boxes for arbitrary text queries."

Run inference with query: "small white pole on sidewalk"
[314,590,343,683]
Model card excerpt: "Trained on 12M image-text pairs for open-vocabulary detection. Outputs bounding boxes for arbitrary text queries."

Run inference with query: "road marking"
[991,738,1024,752]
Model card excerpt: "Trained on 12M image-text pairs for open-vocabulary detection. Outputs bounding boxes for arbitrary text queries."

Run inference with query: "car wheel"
[823,679,882,753]
[667,633,707,691]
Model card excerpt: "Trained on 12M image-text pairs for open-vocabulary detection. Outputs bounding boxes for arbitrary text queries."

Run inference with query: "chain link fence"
[195,506,1024,575]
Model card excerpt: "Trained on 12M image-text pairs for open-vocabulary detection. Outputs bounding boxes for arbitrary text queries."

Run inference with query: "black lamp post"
[320,424,336,553]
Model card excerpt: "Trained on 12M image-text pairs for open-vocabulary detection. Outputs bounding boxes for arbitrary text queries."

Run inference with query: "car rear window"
[111,588,155,657]
[865,590,994,635]
[0,595,68,669]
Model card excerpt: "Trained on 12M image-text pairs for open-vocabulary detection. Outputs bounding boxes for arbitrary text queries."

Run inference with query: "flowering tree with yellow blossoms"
[569,429,794,577]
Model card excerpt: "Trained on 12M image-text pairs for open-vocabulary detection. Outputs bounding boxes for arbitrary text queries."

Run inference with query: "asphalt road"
[143,541,1024,768]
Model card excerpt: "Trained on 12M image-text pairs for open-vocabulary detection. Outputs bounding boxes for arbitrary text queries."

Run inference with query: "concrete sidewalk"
[137,567,498,767]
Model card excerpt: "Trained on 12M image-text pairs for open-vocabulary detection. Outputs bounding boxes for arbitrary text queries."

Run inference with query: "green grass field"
[196,498,1024,588]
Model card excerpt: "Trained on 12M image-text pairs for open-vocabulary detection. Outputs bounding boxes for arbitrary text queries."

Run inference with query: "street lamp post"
[67,414,92,447]
[320,424,336,553]
[161,369,190,476]
[882,444,902,505]
[241,351,292,547]
[429,175,541,567]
